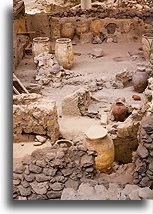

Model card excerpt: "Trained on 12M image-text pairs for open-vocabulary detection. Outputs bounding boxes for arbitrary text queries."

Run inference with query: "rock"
[33,142,43,146]
[88,104,99,115]
[115,69,133,86]
[13,164,25,174]
[50,182,64,191]
[35,174,50,182]
[138,187,152,199]
[18,186,31,197]
[31,181,48,195]
[43,168,57,176]
[45,152,55,161]
[80,32,93,44]
[28,194,47,200]
[61,168,72,176]
[101,114,108,125]
[62,88,91,116]
[21,180,30,188]
[13,179,20,186]
[24,174,35,182]
[128,189,141,200]
[107,38,113,43]
[47,190,62,199]
[122,184,140,197]
[29,164,42,174]
[107,183,121,200]
[61,188,77,200]
[36,135,46,143]
[91,48,103,58]
[137,145,149,159]
[94,185,108,200]
[65,178,79,191]
[35,159,46,167]
[77,183,95,200]
[81,155,93,168]
[18,196,27,200]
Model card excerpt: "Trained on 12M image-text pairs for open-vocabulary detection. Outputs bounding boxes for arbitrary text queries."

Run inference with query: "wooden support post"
[13,86,20,95]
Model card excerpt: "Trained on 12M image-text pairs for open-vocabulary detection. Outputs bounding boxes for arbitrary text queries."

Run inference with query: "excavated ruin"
[13,0,152,200]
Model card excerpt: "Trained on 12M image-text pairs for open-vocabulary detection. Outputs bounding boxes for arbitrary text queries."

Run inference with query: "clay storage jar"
[76,21,89,37]
[132,67,148,93]
[61,22,75,39]
[112,101,128,122]
[90,19,102,36]
[55,38,74,69]
[32,37,51,57]
[85,125,115,173]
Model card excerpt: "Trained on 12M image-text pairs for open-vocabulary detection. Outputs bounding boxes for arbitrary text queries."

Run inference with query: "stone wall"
[13,93,60,143]
[13,144,97,200]
[132,115,152,188]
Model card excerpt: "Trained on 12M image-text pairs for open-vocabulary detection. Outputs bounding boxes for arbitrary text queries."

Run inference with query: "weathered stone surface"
[36,135,46,143]
[61,188,77,200]
[50,182,64,191]
[62,88,91,116]
[13,179,21,186]
[61,168,72,176]
[47,190,62,199]
[28,194,47,200]
[81,155,93,168]
[18,196,27,200]
[65,178,79,191]
[138,187,152,200]
[43,168,57,176]
[18,186,31,197]
[13,164,25,174]
[13,93,60,143]
[24,174,35,182]
[31,181,48,195]
[137,145,149,159]
[29,164,42,174]
[35,174,50,182]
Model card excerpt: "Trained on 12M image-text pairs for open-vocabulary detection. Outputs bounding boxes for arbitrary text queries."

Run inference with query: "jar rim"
[33,37,50,42]
[56,38,71,43]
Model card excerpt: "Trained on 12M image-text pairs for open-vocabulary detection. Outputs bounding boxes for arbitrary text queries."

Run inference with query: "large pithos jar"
[61,22,75,39]
[132,67,148,93]
[32,37,51,57]
[55,38,74,69]
[76,21,89,36]
[85,125,115,173]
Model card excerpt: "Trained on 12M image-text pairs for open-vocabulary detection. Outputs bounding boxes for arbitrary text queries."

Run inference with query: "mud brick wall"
[13,144,97,200]
[13,93,60,143]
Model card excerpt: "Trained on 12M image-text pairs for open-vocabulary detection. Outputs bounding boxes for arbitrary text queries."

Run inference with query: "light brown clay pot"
[55,38,74,69]
[61,22,75,39]
[32,37,51,57]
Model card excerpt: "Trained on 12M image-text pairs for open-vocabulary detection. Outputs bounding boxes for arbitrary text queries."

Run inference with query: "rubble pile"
[34,52,83,87]
[13,144,97,200]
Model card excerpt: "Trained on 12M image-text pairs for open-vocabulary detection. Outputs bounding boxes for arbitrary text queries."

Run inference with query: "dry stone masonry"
[13,93,60,142]
[13,144,97,200]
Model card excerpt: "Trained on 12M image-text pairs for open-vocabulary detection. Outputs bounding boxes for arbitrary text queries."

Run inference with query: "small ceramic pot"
[132,67,148,93]
[112,102,128,122]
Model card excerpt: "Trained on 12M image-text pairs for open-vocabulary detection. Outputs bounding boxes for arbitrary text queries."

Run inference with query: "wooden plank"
[13,86,20,95]
[13,74,30,94]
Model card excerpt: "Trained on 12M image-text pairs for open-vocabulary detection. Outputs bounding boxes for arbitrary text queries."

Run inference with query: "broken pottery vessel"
[55,38,74,69]
[85,125,114,173]
[132,67,148,93]
[32,37,51,57]
[112,101,128,122]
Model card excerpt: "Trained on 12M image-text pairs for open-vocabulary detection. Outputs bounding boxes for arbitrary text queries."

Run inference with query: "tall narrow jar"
[32,37,51,57]
[55,38,74,69]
